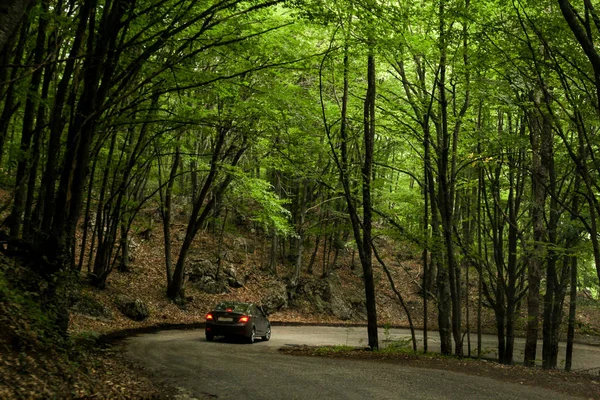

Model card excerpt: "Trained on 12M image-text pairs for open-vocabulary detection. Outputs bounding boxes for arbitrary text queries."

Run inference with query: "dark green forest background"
[1,0,600,371]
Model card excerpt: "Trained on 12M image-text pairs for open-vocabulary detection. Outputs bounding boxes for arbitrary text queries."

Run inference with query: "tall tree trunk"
[160,146,180,287]
[118,218,130,272]
[565,253,578,371]
[29,1,60,235]
[524,91,549,367]
[9,0,47,240]
[565,179,581,371]
[321,33,378,349]
[361,51,378,351]
[436,0,467,356]
[422,111,433,353]
[0,13,29,165]
[39,0,93,236]
[77,156,98,272]
[291,180,306,288]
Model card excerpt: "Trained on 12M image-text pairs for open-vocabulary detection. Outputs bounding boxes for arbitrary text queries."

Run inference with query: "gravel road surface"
[124,326,596,399]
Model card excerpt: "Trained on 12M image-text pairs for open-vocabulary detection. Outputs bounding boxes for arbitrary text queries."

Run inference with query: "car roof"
[216,301,252,307]
[213,301,254,310]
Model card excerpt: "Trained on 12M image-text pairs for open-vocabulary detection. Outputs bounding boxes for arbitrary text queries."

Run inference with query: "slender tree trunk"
[161,146,180,287]
[90,130,117,279]
[565,254,578,371]
[524,92,549,367]
[291,180,306,288]
[118,219,130,272]
[422,107,434,354]
[321,34,378,349]
[0,14,28,165]
[39,0,93,236]
[436,0,463,356]
[477,165,483,358]
[29,7,59,234]
[269,229,279,275]
[77,156,97,272]
[565,180,581,371]
[308,234,320,275]
[269,170,281,275]
[361,51,378,351]
[9,1,46,240]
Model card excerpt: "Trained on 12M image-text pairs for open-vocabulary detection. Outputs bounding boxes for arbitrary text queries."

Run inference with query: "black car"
[205,301,271,343]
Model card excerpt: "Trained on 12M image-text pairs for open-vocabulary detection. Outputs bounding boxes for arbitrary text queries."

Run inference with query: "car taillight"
[239,316,249,323]
[206,313,213,320]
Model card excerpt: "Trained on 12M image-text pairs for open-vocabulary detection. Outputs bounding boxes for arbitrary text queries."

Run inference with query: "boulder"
[115,296,149,321]
[223,264,245,288]
[186,258,217,283]
[330,280,366,321]
[194,276,229,295]
[330,295,353,320]
[261,280,288,315]
[295,276,366,321]
[296,277,332,312]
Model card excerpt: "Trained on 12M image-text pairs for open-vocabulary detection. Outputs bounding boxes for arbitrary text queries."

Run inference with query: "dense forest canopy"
[1,0,600,370]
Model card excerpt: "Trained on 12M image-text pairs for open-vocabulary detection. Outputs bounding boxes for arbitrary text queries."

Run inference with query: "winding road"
[124,326,600,399]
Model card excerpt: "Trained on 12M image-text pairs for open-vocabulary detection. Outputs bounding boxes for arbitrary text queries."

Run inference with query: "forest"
[1,0,600,378]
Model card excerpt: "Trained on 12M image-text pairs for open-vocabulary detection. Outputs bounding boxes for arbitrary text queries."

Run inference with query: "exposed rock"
[331,287,366,321]
[115,296,149,321]
[261,280,288,315]
[296,277,332,313]
[330,295,353,320]
[231,237,248,252]
[294,276,366,321]
[186,256,242,293]
[71,295,113,320]
[194,276,229,295]
[221,248,244,264]
[223,264,245,288]
[186,258,217,283]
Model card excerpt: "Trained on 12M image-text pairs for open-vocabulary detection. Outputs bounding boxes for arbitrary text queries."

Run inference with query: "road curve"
[257,325,600,371]
[124,326,589,400]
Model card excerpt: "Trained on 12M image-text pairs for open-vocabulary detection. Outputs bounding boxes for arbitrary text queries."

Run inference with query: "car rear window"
[214,303,249,313]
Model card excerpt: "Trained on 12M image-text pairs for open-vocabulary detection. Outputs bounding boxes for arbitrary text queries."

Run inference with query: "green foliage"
[377,338,414,354]
[229,171,294,237]
[315,345,355,354]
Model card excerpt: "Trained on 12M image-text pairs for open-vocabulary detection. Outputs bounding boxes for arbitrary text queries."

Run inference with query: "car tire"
[247,327,256,344]
[262,324,271,341]
[206,332,214,341]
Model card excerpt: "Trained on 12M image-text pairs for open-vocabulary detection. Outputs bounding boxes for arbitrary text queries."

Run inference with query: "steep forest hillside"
[69,219,600,342]
[70,220,426,332]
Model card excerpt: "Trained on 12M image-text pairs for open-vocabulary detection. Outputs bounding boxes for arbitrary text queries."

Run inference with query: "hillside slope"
[69,223,600,347]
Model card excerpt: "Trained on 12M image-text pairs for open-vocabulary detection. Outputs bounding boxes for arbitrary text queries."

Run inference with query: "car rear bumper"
[206,322,252,337]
